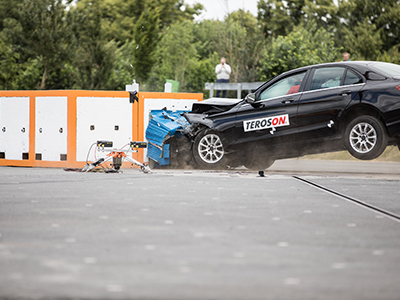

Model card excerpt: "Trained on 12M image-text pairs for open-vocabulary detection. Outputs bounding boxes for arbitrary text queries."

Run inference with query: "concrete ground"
[0,159,400,300]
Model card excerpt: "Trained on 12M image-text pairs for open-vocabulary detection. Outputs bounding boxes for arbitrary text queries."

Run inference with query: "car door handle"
[338,90,351,96]
[281,99,294,104]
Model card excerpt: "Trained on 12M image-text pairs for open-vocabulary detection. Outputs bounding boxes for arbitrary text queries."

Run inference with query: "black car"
[183,61,400,169]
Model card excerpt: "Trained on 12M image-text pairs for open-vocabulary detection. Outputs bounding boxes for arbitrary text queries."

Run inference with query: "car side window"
[310,67,345,91]
[259,71,306,101]
[344,70,363,85]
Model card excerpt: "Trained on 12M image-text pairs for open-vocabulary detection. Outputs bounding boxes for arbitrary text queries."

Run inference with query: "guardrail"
[205,82,264,99]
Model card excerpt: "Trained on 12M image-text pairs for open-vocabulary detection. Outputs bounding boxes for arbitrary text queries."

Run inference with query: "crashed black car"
[182,61,400,169]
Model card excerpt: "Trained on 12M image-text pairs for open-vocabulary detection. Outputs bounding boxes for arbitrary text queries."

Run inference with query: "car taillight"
[397,85,400,91]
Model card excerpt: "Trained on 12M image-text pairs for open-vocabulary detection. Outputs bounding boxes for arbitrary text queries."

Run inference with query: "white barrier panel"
[76,97,133,162]
[0,97,30,160]
[35,96,68,161]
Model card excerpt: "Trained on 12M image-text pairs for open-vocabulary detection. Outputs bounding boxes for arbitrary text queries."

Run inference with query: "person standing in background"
[215,57,231,98]
[343,52,351,61]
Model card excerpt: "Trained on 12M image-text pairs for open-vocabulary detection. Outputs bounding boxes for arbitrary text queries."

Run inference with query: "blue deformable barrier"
[145,110,190,165]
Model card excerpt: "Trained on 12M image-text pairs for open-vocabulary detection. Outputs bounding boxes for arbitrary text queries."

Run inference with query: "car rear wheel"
[344,115,387,160]
[193,130,227,169]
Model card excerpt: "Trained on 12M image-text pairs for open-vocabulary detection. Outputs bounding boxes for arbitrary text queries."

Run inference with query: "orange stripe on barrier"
[29,94,36,166]
[67,91,77,166]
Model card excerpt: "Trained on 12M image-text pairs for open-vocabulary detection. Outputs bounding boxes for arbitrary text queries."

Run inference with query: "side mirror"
[245,93,257,104]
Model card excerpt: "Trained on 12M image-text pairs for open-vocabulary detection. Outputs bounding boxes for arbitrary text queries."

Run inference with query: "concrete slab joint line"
[293,175,400,223]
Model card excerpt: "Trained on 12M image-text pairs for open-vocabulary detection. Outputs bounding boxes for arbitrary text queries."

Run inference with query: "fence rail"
[204,82,264,99]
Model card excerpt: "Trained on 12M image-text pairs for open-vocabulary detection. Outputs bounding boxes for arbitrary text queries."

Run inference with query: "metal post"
[237,83,242,99]
[209,83,214,98]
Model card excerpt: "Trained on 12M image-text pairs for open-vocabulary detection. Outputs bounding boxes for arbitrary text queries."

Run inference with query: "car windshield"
[369,62,400,77]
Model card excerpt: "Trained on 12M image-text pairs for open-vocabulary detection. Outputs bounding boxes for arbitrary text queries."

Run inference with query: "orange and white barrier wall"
[0,90,202,168]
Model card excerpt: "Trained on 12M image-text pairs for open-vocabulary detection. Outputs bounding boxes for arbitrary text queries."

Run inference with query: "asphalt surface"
[0,159,400,300]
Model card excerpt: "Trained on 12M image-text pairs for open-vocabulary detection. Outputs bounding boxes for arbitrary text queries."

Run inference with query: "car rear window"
[344,70,363,85]
[310,67,345,90]
[369,62,400,77]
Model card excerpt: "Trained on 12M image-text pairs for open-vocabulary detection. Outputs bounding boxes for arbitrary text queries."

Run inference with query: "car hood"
[191,98,243,114]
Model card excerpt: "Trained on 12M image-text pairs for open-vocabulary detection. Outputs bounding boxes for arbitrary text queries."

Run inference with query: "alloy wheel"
[349,122,377,153]
[198,133,224,164]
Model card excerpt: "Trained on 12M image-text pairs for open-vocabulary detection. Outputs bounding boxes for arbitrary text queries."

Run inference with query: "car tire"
[344,115,387,160]
[193,130,227,169]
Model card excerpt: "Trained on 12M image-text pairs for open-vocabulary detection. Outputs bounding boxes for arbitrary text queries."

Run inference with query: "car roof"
[257,61,398,93]
[256,62,372,93]
[287,61,373,72]
[279,61,398,80]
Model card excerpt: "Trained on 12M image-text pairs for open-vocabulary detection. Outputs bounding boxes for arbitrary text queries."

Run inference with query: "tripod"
[82,141,150,173]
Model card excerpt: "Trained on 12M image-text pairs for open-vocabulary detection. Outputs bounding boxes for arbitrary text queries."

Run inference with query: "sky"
[184,0,259,21]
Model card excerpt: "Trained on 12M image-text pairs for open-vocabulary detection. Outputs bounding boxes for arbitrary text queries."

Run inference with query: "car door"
[297,67,365,140]
[233,71,308,146]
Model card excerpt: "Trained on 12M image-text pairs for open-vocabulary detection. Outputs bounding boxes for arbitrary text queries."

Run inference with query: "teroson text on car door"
[296,66,365,141]
[232,71,309,147]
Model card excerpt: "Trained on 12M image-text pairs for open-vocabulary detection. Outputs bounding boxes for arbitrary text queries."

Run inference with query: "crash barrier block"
[205,82,264,99]
[137,93,200,163]
[145,110,190,166]
[0,90,202,168]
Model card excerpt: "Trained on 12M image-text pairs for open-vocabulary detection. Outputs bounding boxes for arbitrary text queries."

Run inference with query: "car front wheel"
[193,130,227,169]
[344,115,387,160]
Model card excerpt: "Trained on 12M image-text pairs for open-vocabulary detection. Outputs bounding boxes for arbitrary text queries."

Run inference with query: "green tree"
[132,2,160,85]
[257,0,341,37]
[149,21,198,91]
[184,52,220,96]
[148,21,220,96]
[342,21,383,61]
[225,10,265,82]
[377,46,400,65]
[101,0,203,45]
[71,0,115,89]
[193,11,264,84]
[195,19,246,82]
[0,0,204,91]
[0,38,19,89]
[17,0,74,89]
[105,40,137,90]
[335,0,400,60]
[0,0,25,37]
[303,0,340,31]
[259,22,341,81]
[156,22,196,85]
[337,0,400,52]
[257,0,305,37]
[100,0,143,43]
[0,0,76,89]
